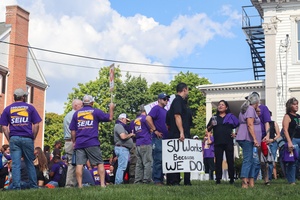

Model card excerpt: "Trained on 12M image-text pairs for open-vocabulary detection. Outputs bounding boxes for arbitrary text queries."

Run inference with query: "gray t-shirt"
[63,109,75,139]
[114,123,133,149]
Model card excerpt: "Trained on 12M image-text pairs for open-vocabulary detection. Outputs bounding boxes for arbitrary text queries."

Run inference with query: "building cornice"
[197,80,265,92]
[26,77,48,89]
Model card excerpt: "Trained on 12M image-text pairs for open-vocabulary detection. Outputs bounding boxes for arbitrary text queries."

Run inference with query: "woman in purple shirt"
[236,93,261,188]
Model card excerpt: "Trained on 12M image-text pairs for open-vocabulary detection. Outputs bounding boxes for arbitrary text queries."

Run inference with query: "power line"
[0,41,253,71]
[0,51,252,75]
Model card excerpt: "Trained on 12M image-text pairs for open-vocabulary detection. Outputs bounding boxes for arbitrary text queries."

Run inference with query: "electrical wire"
[0,40,253,71]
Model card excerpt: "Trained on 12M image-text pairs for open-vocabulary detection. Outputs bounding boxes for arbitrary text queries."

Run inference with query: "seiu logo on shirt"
[134,117,142,132]
[77,110,94,129]
[10,106,29,125]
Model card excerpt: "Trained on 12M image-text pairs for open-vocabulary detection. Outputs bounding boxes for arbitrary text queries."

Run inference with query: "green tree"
[148,82,172,101]
[44,112,64,151]
[114,73,152,120]
[169,72,211,137]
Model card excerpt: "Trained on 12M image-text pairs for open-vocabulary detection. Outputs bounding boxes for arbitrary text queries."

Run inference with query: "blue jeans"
[284,138,300,183]
[237,140,254,178]
[10,136,38,189]
[114,146,129,184]
[268,142,278,181]
[293,138,300,179]
[152,137,163,184]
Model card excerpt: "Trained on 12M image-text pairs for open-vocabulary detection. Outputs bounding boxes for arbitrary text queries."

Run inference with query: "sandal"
[242,181,248,189]
[265,182,270,186]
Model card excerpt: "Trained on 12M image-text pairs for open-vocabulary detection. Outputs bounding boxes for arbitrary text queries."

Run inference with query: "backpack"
[58,163,67,187]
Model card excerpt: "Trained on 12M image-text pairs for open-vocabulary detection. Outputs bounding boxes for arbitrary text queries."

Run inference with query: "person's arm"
[32,123,40,140]
[2,126,10,142]
[207,132,213,145]
[263,122,270,142]
[273,121,281,141]
[175,114,184,141]
[108,103,115,121]
[119,132,135,140]
[71,130,76,143]
[49,171,54,178]
[282,114,293,151]
[146,115,162,138]
[246,117,258,147]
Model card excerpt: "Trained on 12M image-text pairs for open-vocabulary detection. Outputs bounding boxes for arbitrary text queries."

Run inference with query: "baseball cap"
[14,88,28,97]
[193,135,199,139]
[245,91,260,100]
[83,95,94,104]
[118,113,130,121]
[158,93,170,99]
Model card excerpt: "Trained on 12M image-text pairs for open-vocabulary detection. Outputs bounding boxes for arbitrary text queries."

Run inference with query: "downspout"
[41,85,49,148]
[2,71,10,145]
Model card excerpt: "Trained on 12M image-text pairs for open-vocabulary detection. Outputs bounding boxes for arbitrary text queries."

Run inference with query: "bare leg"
[248,178,254,187]
[241,177,248,189]
[76,165,83,188]
[97,163,106,187]
[273,162,277,179]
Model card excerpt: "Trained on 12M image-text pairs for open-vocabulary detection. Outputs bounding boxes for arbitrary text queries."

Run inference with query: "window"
[26,85,34,104]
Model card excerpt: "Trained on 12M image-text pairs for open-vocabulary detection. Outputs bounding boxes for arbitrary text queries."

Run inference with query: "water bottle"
[211,116,217,126]
[72,150,76,166]
[253,147,258,159]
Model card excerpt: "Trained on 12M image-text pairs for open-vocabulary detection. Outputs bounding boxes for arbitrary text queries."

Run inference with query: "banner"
[109,63,115,92]
[162,139,204,173]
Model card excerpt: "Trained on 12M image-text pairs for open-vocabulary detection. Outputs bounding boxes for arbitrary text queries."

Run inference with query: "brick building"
[0,5,48,147]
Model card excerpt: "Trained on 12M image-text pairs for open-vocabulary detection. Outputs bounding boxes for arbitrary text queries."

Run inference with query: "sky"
[0,0,257,114]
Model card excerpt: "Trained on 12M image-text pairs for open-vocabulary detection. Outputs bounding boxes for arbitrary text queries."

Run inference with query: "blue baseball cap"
[158,93,170,99]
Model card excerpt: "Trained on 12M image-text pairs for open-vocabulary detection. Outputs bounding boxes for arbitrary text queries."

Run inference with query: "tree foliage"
[44,67,211,158]
[44,112,64,151]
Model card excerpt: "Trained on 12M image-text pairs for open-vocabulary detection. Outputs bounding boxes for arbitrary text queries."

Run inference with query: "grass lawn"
[1,179,299,200]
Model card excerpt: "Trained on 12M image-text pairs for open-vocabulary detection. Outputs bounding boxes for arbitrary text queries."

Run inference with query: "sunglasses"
[163,98,169,101]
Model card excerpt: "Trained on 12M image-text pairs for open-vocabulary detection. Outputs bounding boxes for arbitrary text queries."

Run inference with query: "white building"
[199,0,300,127]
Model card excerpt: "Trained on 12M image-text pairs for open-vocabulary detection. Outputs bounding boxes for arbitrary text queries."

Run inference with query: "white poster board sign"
[144,94,175,114]
[162,139,204,173]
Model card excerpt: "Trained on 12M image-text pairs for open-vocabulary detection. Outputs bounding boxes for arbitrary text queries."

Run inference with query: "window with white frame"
[26,85,34,104]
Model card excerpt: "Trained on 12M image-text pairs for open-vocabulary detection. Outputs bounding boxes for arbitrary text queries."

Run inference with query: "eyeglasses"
[163,98,169,101]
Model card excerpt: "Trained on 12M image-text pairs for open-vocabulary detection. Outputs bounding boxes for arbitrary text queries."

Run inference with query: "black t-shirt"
[269,121,276,139]
[288,113,300,138]
[168,95,190,139]
[207,115,233,145]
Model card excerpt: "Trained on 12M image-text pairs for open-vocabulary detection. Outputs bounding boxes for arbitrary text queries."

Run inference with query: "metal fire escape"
[242,6,265,80]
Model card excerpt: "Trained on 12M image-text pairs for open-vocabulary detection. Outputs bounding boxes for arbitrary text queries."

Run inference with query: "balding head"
[72,99,83,111]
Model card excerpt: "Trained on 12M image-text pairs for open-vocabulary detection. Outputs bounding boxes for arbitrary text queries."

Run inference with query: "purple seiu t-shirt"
[148,105,168,139]
[236,106,262,143]
[202,136,214,158]
[69,105,110,149]
[0,102,42,139]
[259,104,271,138]
[134,114,151,146]
[51,161,67,182]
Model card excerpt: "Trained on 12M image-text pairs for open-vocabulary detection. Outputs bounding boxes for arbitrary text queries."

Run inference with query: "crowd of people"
[0,86,299,190]
[204,91,300,188]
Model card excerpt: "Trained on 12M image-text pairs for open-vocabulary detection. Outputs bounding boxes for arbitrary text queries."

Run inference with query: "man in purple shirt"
[134,105,152,183]
[0,88,42,190]
[69,94,114,188]
[146,93,169,185]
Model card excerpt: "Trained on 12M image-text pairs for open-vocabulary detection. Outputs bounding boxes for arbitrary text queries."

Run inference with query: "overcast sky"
[0,0,255,114]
